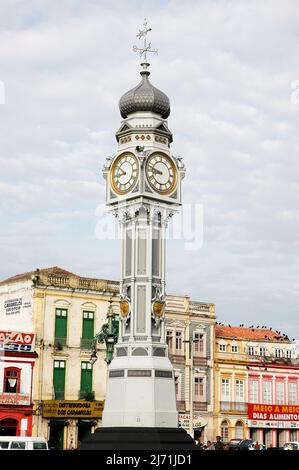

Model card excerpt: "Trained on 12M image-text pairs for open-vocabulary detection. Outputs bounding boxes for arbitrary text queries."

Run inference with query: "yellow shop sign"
[42,400,104,418]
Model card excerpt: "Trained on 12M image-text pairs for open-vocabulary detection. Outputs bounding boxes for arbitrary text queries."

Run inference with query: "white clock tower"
[102,20,185,429]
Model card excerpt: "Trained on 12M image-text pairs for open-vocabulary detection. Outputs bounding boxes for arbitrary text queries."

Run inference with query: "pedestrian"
[206,440,212,450]
[214,435,224,450]
[254,441,260,450]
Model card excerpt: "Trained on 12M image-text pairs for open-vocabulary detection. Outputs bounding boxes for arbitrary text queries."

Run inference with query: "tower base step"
[78,427,197,450]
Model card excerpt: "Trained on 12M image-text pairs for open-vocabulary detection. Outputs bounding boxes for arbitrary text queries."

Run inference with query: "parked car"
[238,439,255,450]
[283,442,299,450]
[0,436,48,450]
[228,439,242,450]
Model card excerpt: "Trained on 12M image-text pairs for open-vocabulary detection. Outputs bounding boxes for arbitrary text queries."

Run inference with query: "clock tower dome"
[102,19,185,428]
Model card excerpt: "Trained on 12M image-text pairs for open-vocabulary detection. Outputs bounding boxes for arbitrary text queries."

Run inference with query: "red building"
[0,331,37,436]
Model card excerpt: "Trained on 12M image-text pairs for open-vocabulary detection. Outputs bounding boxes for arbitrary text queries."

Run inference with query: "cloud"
[0,0,298,338]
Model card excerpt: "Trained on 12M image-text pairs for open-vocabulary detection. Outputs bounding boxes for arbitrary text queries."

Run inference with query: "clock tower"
[102,20,185,429]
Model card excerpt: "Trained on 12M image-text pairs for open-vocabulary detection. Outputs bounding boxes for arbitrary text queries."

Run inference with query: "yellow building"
[214,325,249,442]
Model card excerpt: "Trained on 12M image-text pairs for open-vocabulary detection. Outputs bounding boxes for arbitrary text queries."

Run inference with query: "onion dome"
[119,63,170,119]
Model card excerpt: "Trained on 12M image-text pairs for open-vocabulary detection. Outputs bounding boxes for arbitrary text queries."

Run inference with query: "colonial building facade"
[0,267,118,449]
[0,267,216,448]
[214,325,299,447]
[165,295,215,442]
[0,331,36,437]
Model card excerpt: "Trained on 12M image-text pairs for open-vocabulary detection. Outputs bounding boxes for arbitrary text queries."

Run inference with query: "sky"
[0,0,298,339]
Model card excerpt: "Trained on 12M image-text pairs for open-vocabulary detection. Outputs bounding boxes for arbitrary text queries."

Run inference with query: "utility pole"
[183,338,199,440]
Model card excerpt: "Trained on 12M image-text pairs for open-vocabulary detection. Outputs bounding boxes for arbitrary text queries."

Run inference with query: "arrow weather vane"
[133,18,158,63]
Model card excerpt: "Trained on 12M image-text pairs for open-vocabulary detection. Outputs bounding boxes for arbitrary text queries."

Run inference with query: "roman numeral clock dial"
[145,152,177,195]
[110,152,139,195]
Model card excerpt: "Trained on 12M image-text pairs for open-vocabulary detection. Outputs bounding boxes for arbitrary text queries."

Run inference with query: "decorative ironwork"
[133,18,158,63]
[90,300,119,365]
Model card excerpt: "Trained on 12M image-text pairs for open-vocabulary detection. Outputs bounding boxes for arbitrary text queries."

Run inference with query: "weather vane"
[133,18,158,63]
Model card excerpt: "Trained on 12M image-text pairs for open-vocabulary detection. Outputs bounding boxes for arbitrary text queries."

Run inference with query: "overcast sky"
[0,0,298,339]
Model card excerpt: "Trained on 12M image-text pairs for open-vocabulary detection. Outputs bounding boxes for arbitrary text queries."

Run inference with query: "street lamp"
[89,299,119,366]
[183,338,199,440]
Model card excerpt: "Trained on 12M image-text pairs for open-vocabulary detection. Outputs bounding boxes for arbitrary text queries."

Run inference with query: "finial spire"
[133,18,158,68]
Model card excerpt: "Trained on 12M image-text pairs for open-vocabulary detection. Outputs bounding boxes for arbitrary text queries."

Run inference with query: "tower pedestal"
[78,427,198,450]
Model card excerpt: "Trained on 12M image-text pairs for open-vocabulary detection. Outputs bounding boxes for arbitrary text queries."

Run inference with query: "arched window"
[4,367,21,393]
[221,420,229,442]
[235,421,244,440]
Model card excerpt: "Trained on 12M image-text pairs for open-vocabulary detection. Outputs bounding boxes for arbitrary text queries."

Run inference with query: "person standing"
[215,435,224,450]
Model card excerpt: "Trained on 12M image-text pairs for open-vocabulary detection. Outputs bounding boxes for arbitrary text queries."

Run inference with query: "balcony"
[193,401,208,411]
[54,337,67,349]
[54,390,65,400]
[220,401,248,413]
[80,338,94,350]
[168,354,185,365]
[79,390,95,401]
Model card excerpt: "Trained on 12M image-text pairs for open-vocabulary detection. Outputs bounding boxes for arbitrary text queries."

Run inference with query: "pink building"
[248,360,299,447]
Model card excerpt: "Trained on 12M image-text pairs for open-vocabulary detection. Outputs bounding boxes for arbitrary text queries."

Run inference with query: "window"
[286,350,292,358]
[166,330,173,351]
[259,347,266,356]
[55,308,68,346]
[219,344,226,352]
[276,381,284,404]
[175,331,182,352]
[290,430,297,441]
[194,333,204,354]
[4,368,20,393]
[248,346,255,356]
[221,378,230,401]
[221,420,229,442]
[194,377,204,398]
[263,381,271,404]
[81,311,95,348]
[236,379,244,402]
[232,345,238,353]
[275,349,282,358]
[235,421,244,440]
[33,442,47,450]
[11,441,26,450]
[80,362,93,399]
[289,382,297,405]
[249,380,258,403]
[0,442,9,449]
[53,360,66,400]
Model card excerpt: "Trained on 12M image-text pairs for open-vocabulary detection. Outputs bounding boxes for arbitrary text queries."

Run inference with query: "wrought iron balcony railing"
[54,390,65,400]
[54,337,67,348]
[79,390,95,400]
[80,338,94,350]
[220,401,248,412]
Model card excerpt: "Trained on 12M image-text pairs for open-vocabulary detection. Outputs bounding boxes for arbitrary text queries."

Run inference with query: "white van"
[0,436,48,450]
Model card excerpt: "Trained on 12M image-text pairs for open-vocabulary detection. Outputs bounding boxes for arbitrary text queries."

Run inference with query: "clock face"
[145,152,177,195]
[110,152,139,195]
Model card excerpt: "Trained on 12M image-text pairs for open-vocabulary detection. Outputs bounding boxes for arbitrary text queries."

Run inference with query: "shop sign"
[2,297,31,316]
[248,403,299,422]
[0,331,35,352]
[0,393,31,405]
[179,413,208,429]
[42,400,104,418]
[248,419,299,429]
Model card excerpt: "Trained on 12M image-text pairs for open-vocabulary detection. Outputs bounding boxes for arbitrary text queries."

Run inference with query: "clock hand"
[117,169,126,177]
[148,165,163,176]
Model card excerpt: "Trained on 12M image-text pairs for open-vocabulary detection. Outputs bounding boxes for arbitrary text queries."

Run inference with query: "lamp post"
[183,338,199,440]
[89,299,119,366]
